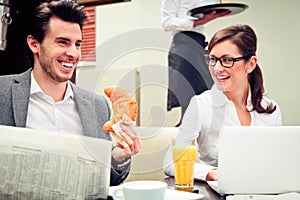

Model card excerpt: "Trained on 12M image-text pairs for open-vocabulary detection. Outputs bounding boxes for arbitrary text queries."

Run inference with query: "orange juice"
[172,145,197,192]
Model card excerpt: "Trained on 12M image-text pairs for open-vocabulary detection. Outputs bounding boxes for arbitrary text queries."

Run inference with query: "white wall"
[76,0,300,126]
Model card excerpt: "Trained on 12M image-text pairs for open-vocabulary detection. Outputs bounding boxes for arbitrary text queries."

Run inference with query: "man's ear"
[27,35,39,53]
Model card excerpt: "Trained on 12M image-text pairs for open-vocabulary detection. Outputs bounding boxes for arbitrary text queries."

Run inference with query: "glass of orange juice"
[172,145,197,192]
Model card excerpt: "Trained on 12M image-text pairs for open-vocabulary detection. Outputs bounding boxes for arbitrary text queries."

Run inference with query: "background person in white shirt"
[161,0,230,125]
[163,24,282,181]
[0,0,141,186]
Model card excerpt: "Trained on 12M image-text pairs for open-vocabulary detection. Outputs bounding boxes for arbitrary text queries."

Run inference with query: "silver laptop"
[209,126,300,195]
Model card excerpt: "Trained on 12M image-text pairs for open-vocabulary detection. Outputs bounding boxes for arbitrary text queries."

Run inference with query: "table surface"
[107,177,226,200]
[163,177,226,200]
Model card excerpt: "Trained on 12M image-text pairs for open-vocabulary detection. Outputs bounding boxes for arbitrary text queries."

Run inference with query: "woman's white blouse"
[163,84,282,180]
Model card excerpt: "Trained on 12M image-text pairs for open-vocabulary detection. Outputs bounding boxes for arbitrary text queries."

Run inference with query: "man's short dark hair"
[26,0,89,67]
[29,0,89,43]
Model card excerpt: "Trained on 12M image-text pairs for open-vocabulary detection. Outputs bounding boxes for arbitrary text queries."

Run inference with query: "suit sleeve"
[110,150,131,186]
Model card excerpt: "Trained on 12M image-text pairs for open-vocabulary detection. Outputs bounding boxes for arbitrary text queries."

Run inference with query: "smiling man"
[0,0,141,186]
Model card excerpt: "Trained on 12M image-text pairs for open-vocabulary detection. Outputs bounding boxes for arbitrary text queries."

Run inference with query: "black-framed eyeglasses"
[205,55,251,68]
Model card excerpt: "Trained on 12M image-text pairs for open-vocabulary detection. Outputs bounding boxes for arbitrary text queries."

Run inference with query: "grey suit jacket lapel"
[12,69,31,127]
[9,69,99,137]
[72,85,99,138]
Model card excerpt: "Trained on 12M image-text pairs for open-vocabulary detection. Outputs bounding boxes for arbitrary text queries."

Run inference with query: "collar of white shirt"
[211,84,253,111]
[30,72,74,102]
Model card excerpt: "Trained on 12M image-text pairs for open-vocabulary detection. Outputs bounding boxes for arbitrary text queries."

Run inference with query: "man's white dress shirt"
[26,73,83,135]
[161,0,217,35]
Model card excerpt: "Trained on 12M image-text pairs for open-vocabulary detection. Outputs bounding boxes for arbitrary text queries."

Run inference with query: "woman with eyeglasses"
[163,24,282,181]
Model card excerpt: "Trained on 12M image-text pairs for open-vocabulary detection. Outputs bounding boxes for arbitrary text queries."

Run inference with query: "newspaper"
[0,125,112,200]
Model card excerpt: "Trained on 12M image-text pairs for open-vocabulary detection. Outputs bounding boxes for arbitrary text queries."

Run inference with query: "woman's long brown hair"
[208,24,276,113]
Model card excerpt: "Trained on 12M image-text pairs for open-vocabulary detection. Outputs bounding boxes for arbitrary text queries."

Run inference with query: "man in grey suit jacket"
[0,0,141,186]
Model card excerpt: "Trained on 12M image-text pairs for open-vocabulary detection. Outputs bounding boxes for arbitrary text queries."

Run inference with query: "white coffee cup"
[113,180,167,200]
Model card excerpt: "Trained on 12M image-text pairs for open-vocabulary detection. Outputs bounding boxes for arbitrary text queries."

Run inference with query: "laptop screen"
[218,126,300,195]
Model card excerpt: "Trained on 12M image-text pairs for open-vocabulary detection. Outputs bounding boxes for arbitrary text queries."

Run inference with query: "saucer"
[109,186,204,200]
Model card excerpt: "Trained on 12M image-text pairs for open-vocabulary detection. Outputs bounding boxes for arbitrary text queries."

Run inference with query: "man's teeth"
[62,62,73,68]
[217,75,227,80]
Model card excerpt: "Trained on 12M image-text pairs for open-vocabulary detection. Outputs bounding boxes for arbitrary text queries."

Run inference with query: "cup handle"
[112,187,123,200]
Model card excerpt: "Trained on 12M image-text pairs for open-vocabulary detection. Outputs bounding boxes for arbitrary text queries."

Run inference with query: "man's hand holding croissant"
[103,86,142,163]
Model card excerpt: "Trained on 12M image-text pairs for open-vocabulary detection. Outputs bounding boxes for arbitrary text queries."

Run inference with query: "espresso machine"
[0,0,12,51]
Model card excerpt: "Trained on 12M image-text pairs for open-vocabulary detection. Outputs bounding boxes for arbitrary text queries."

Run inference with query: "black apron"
[167,31,213,112]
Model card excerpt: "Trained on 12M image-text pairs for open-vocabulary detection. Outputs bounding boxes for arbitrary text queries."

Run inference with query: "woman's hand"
[112,123,142,163]
[193,10,230,27]
[206,167,218,181]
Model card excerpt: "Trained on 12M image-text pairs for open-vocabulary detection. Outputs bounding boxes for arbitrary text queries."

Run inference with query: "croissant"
[102,86,138,141]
